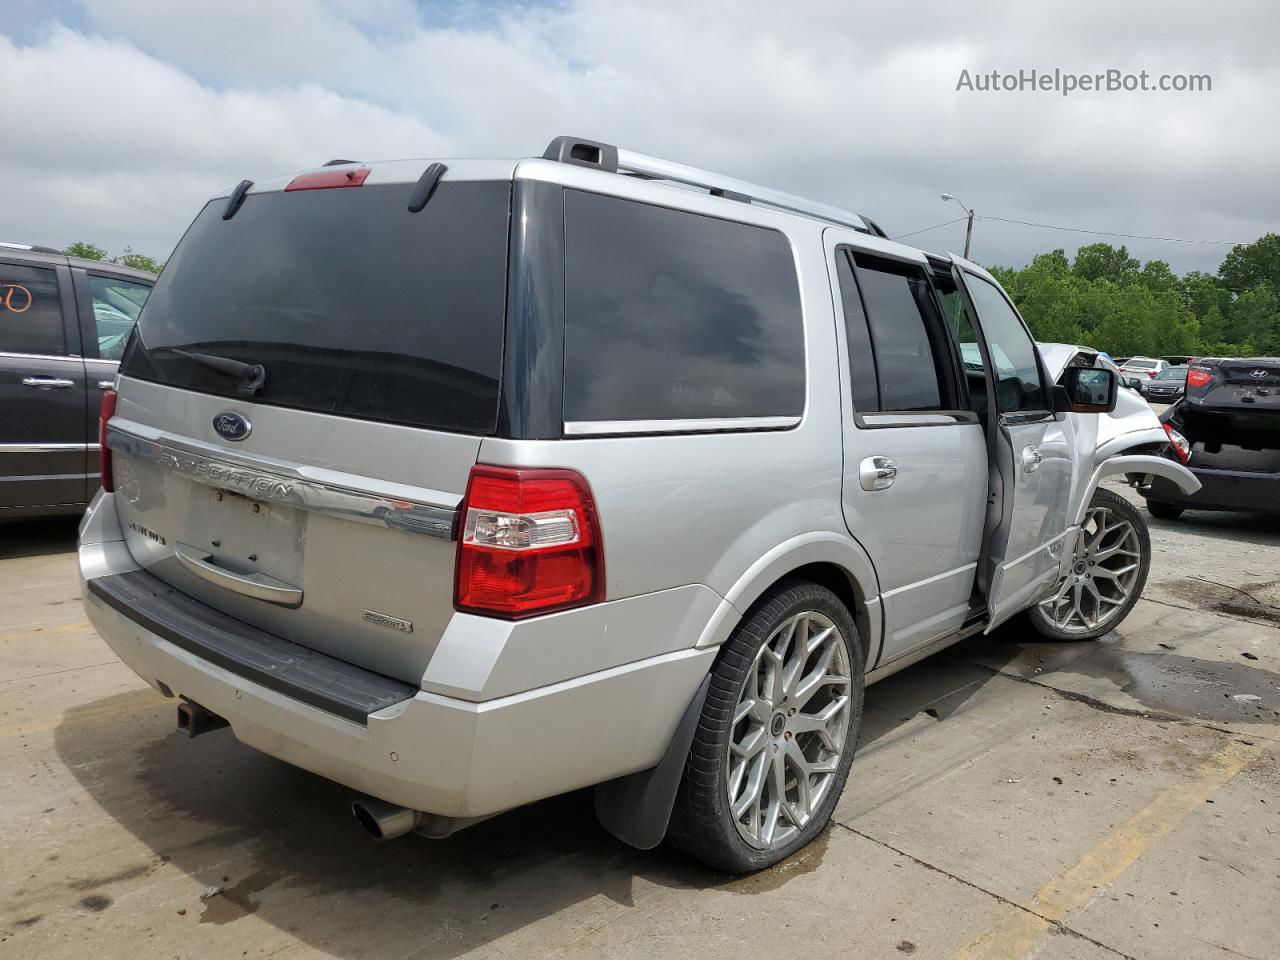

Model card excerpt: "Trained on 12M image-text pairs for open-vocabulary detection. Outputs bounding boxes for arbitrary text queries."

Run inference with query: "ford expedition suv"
[78,138,1198,872]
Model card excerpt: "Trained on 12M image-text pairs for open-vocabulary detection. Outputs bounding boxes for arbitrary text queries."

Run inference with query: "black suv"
[1,243,155,518]
[1142,356,1280,518]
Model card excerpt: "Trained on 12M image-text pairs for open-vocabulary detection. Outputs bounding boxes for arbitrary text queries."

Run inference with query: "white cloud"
[2,1,1277,271]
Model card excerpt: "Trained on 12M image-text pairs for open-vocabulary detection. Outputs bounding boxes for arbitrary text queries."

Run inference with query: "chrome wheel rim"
[726,611,852,851]
[1038,505,1142,634]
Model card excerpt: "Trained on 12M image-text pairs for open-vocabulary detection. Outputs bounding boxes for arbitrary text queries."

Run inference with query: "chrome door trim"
[0,351,82,362]
[0,442,91,453]
[563,415,800,437]
[105,422,458,540]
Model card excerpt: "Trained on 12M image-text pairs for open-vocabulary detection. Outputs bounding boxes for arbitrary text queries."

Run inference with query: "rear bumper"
[1141,467,1280,514]
[80,493,715,818]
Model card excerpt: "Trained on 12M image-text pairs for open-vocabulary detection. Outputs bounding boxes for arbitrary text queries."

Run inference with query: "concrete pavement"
[2,487,1278,960]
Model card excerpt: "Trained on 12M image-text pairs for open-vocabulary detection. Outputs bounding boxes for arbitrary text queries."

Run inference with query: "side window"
[0,262,65,356]
[849,253,948,412]
[962,274,1047,413]
[934,271,987,420]
[834,251,881,413]
[563,191,804,424]
[89,275,151,361]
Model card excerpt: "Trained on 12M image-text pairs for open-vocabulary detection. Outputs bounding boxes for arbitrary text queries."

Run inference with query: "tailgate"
[108,379,476,685]
[1198,359,1280,413]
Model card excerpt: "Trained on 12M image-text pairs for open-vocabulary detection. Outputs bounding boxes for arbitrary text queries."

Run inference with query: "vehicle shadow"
[0,516,80,560]
[51,648,1006,957]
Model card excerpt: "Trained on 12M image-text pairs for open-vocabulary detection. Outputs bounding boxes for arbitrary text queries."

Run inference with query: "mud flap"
[593,675,710,850]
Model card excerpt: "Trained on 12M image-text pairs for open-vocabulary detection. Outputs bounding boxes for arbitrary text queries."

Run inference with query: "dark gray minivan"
[0,243,154,518]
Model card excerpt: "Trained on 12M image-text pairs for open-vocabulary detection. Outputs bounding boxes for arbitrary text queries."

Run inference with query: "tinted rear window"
[562,191,804,424]
[121,180,511,433]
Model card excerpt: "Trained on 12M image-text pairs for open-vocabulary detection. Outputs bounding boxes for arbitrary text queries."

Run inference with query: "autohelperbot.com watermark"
[956,68,1211,96]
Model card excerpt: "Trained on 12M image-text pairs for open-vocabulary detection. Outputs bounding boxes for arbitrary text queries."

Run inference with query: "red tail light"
[98,389,117,492]
[1186,369,1211,387]
[1147,370,1158,378]
[455,465,604,618]
[284,167,371,191]
[1163,423,1191,464]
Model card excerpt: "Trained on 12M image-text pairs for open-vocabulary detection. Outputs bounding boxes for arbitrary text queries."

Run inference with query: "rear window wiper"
[171,348,267,396]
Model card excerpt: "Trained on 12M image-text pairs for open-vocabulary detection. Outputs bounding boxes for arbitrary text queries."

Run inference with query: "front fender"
[1072,454,1200,526]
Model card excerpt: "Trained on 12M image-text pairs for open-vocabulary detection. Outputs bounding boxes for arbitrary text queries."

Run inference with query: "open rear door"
[949,256,1075,629]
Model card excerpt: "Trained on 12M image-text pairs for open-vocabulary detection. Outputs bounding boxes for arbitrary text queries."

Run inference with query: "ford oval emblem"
[212,412,251,441]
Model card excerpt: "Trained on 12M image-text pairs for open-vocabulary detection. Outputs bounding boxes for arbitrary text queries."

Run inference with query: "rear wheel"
[668,580,864,873]
[1025,488,1151,642]
[1146,500,1184,521]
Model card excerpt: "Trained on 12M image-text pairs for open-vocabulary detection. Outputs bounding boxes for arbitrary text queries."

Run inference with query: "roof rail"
[539,137,872,234]
[1,241,63,254]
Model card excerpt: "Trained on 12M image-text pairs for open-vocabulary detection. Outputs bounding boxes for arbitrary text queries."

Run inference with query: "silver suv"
[78,137,1198,872]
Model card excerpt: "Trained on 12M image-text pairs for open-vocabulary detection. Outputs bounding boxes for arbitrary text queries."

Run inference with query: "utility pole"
[941,193,975,259]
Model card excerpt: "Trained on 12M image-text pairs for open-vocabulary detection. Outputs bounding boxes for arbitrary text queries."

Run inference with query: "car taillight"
[1163,423,1191,464]
[455,465,604,618]
[1186,369,1211,387]
[284,167,371,191]
[1147,370,1158,378]
[98,389,117,492]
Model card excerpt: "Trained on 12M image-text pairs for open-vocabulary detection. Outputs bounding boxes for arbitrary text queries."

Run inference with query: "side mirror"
[1055,366,1117,414]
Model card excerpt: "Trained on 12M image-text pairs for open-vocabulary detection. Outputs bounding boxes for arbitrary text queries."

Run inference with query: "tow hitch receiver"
[177,698,229,737]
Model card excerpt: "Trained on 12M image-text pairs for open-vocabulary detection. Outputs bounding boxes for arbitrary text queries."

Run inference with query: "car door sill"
[865,617,987,686]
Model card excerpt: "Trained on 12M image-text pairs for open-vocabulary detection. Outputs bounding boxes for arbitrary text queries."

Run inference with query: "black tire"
[1146,500,1184,521]
[668,579,865,873]
[1023,487,1151,642]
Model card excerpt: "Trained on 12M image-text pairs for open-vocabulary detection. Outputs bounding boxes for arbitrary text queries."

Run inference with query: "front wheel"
[668,580,865,873]
[1024,488,1151,642]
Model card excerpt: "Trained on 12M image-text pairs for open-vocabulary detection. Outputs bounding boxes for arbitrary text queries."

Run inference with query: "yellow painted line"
[952,738,1262,960]
[0,693,165,740]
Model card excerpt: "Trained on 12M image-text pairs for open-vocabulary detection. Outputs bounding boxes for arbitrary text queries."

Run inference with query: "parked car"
[77,137,1197,873]
[1,243,155,518]
[1118,356,1168,388]
[1141,356,1280,518]
[1140,365,1188,401]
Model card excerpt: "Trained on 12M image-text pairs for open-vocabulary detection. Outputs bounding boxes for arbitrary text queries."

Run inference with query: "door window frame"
[951,264,1055,425]
[72,267,154,364]
[828,238,977,430]
[0,255,81,361]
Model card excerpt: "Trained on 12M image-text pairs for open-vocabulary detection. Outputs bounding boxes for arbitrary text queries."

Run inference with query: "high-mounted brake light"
[455,466,604,618]
[99,389,117,492]
[1163,422,1191,464]
[1186,368,1212,388]
[284,167,371,191]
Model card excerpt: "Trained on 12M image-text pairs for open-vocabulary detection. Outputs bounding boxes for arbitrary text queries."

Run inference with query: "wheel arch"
[697,532,883,673]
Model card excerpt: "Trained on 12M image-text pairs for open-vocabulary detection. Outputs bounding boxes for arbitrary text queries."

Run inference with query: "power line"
[892,213,1249,246]
[972,215,1247,246]
[892,216,968,240]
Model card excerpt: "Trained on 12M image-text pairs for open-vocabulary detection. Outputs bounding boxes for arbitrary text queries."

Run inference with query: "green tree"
[115,248,164,274]
[1226,284,1280,354]
[1071,243,1139,285]
[1137,259,1177,293]
[64,241,107,260]
[1218,233,1280,297]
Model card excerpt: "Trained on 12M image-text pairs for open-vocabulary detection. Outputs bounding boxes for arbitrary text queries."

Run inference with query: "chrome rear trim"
[0,442,90,452]
[105,423,458,540]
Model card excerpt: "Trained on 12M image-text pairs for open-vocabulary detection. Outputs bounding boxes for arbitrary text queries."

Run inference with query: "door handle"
[1022,446,1044,473]
[21,376,75,390]
[859,456,898,491]
[174,543,304,608]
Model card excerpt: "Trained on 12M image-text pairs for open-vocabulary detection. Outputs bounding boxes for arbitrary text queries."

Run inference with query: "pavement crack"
[955,656,1280,745]
[833,823,1137,960]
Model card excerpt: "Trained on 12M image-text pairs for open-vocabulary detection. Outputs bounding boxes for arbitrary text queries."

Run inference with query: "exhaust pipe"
[351,796,421,841]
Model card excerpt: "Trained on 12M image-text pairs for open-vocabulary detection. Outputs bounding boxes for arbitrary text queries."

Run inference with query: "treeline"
[64,242,164,275]
[989,234,1280,358]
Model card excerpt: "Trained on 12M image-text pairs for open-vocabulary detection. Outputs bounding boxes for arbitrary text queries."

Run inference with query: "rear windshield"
[1155,367,1187,380]
[1127,359,1156,368]
[121,180,511,434]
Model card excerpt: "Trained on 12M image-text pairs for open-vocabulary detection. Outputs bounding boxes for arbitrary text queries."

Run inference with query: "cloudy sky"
[2,0,1276,274]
